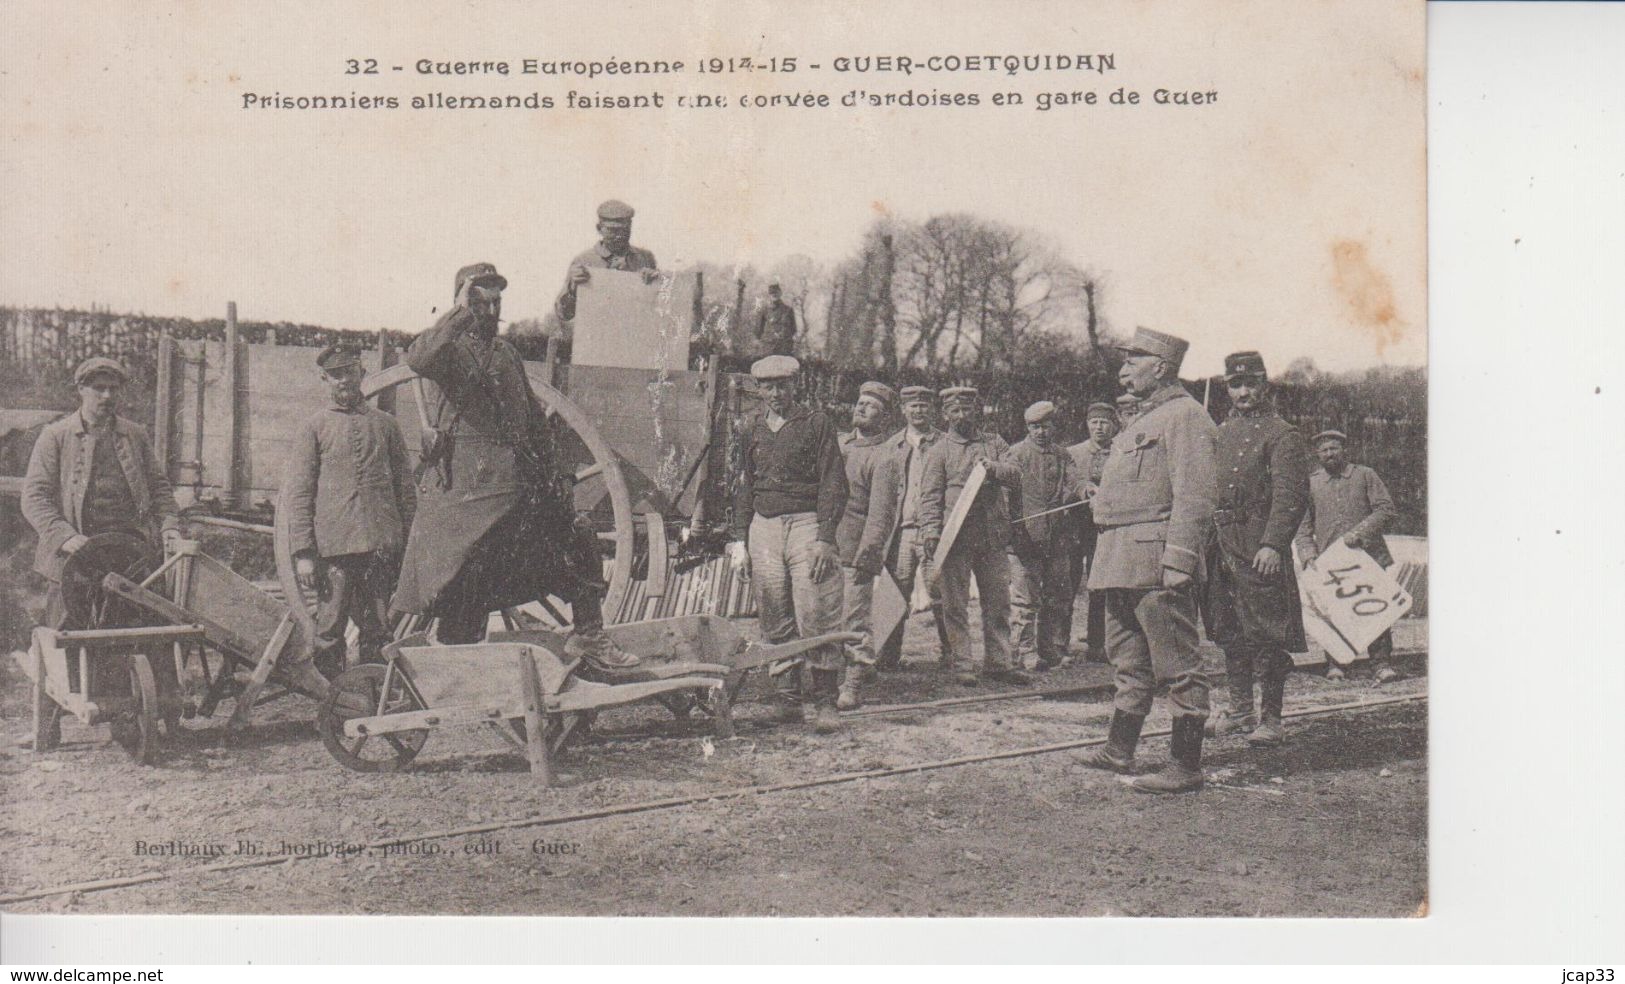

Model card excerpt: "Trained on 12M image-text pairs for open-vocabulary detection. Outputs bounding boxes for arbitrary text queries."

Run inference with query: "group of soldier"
[19,200,1400,796]
[728,327,1400,795]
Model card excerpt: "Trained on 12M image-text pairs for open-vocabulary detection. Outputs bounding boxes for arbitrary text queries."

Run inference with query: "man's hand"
[1162,567,1193,590]
[60,534,89,556]
[455,275,479,310]
[1342,532,1363,549]
[809,540,839,583]
[727,541,751,578]
[851,567,875,586]
[1251,546,1283,577]
[295,555,318,592]
[569,263,591,288]
[639,268,660,284]
[1300,549,1318,571]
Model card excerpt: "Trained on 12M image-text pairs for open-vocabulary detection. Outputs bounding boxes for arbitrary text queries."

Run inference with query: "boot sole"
[1131,778,1204,794]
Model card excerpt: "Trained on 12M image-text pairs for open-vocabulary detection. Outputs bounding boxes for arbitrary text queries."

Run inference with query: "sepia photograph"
[0,0,1430,924]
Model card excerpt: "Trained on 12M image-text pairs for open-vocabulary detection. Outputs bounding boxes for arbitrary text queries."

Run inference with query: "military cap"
[1085,401,1118,422]
[74,356,128,386]
[1312,429,1349,447]
[453,262,508,298]
[858,380,898,408]
[596,199,635,221]
[750,354,801,381]
[768,282,782,291]
[1024,400,1057,424]
[1116,326,1190,366]
[939,385,979,405]
[316,343,362,372]
[1223,350,1268,381]
[899,385,936,405]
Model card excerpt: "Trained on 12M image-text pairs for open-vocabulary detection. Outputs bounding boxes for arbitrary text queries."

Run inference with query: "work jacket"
[1005,437,1083,556]
[835,429,902,575]
[283,402,417,560]
[917,429,1019,551]
[21,410,180,580]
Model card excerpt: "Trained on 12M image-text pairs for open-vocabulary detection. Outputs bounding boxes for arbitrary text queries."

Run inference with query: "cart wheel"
[318,664,428,773]
[111,653,161,766]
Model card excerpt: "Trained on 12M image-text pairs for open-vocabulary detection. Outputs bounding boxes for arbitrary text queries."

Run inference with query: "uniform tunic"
[1087,384,1219,719]
[835,429,902,666]
[755,300,799,356]
[284,400,417,662]
[554,242,660,322]
[1205,406,1311,653]
[1294,464,1397,567]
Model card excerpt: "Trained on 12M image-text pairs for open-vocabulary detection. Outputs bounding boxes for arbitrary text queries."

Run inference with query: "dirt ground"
[0,598,1427,918]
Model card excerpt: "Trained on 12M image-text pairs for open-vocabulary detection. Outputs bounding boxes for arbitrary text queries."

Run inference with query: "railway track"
[0,689,1427,906]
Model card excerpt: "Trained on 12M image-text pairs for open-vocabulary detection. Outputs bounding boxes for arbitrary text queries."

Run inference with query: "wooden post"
[376,329,397,414]
[519,649,552,787]
[543,333,559,388]
[153,334,175,474]
[223,302,243,509]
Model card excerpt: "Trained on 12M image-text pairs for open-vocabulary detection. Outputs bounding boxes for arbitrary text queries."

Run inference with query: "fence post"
[224,301,243,510]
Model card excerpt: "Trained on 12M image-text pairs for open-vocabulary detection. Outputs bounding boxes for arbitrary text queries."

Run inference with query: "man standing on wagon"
[391,263,638,672]
[554,199,660,323]
[727,355,849,733]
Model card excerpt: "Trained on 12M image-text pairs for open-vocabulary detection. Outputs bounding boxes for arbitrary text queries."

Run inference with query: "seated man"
[22,357,182,630]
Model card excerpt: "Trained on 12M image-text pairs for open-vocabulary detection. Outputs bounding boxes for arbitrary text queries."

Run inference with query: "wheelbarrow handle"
[743,631,864,670]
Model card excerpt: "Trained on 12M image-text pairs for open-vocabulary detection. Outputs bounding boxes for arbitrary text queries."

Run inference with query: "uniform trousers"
[840,565,878,667]
[312,551,396,665]
[936,526,1014,674]
[877,526,949,666]
[749,512,844,672]
[1104,585,1210,719]
[1009,548,1074,666]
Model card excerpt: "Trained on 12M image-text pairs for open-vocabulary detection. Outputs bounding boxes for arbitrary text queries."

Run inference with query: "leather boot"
[836,666,863,711]
[1078,709,1144,772]
[564,593,641,671]
[1133,715,1205,794]
[1206,707,1257,737]
[812,669,843,734]
[1249,654,1289,747]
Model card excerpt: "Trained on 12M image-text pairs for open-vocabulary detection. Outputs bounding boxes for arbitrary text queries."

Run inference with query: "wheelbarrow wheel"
[111,653,161,766]
[318,664,428,773]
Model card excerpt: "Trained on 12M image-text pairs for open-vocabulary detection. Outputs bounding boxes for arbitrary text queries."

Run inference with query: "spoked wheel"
[318,663,429,772]
[110,653,161,766]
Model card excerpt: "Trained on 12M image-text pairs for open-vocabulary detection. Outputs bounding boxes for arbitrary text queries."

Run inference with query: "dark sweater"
[733,407,848,543]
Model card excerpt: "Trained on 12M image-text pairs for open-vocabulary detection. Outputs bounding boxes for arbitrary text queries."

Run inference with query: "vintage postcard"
[0,0,1426,918]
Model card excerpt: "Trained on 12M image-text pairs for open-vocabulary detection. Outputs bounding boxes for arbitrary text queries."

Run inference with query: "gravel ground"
[0,606,1427,917]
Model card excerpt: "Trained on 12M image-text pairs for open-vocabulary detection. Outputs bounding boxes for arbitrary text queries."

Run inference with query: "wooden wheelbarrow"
[315,639,727,785]
[504,615,862,739]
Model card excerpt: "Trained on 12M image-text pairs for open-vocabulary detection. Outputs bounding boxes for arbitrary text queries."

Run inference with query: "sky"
[0,0,1426,379]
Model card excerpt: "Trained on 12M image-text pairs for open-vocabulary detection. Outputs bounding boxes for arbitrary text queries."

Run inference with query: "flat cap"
[1023,400,1057,424]
[74,357,128,386]
[899,385,936,404]
[1312,429,1349,446]
[1116,326,1190,365]
[939,385,979,404]
[454,262,508,299]
[316,343,362,372]
[858,380,898,408]
[1224,350,1268,381]
[597,199,635,221]
[750,354,801,381]
[1085,401,1118,422]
